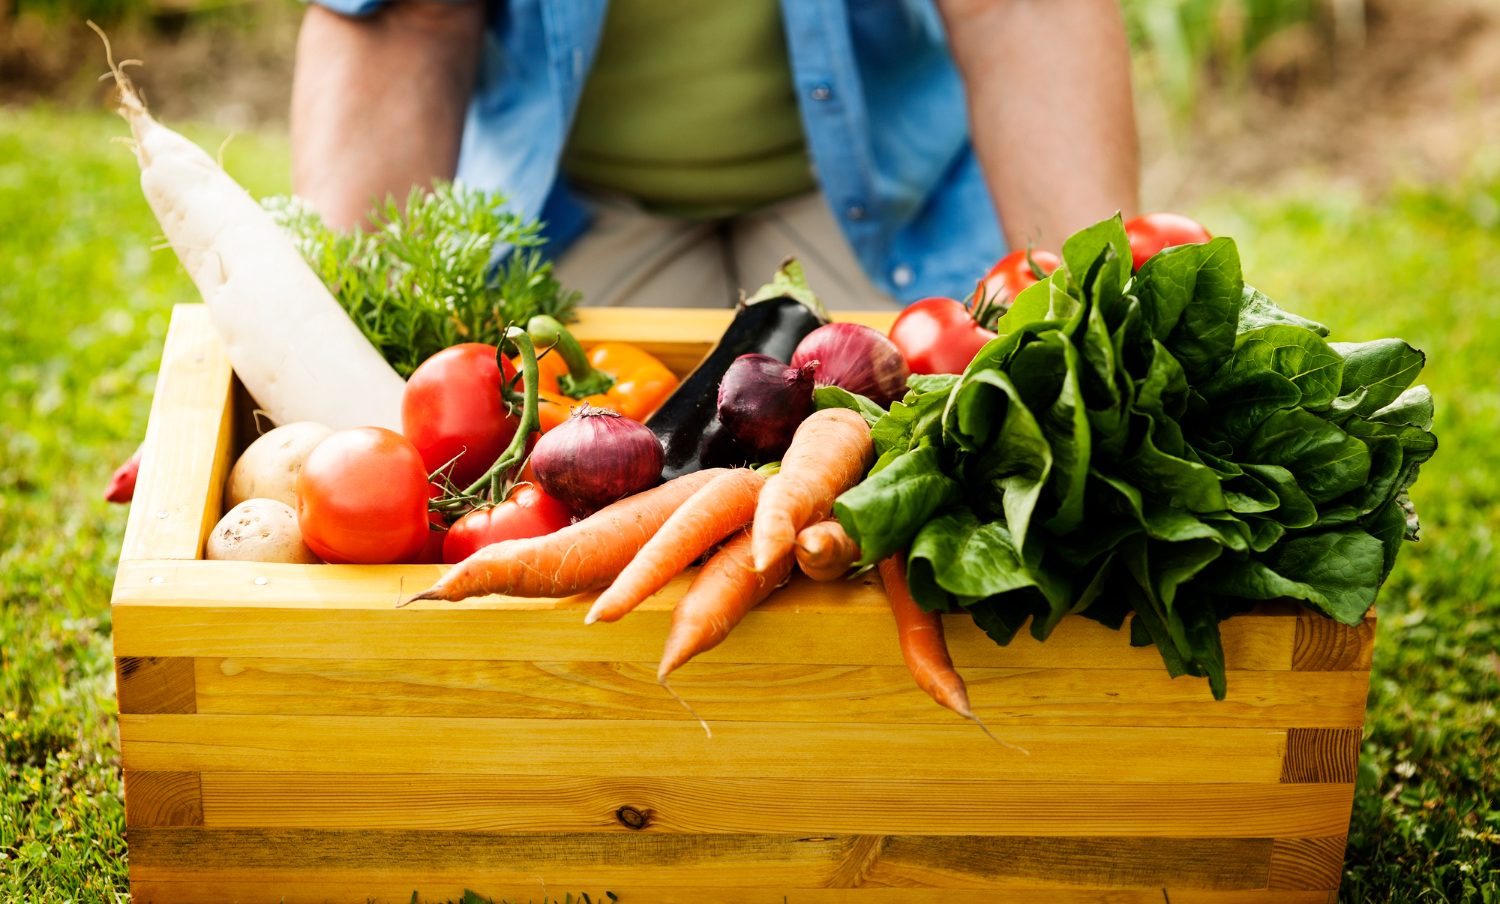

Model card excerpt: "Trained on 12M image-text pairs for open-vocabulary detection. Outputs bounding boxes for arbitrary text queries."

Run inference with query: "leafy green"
[833,215,1437,699]
[266,182,579,377]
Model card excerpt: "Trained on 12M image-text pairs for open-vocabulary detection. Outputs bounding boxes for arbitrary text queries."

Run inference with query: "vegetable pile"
[829,215,1436,697]
[107,54,1435,720]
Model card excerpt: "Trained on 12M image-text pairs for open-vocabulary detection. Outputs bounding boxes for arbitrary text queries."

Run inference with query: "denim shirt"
[311,0,1008,302]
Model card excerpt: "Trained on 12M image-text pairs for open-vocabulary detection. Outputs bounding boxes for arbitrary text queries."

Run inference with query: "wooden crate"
[114,304,1375,904]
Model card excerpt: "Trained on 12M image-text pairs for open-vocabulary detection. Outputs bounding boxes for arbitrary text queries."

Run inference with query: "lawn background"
[1,101,1497,901]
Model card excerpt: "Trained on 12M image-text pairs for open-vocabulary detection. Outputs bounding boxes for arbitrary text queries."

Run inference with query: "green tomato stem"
[527,314,615,398]
[453,327,542,503]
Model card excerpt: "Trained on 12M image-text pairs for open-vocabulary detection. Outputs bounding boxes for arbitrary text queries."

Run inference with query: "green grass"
[1,106,1496,902]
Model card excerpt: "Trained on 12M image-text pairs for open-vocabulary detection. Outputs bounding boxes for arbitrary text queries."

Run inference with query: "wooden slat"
[118,305,234,563]
[1281,728,1361,783]
[111,560,1298,670]
[1293,615,1377,670]
[127,881,1341,904]
[1269,836,1348,890]
[116,657,196,714]
[125,828,1273,890]
[569,308,895,377]
[123,772,203,827]
[119,715,1288,783]
[867,834,1271,889]
[191,657,1370,727]
[197,773,1357,837]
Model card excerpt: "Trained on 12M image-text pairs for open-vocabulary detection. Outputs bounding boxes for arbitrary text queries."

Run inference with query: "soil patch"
[1143,0,1500,205]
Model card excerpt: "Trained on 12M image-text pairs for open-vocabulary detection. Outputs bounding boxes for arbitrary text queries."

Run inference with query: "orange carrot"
[586,468,766,624]
[794,519,861,581]
[658,528,795,682]
[878,554,973,718]
[750,408,874,572]
[881,556,1029,754]
[407,469,726,603]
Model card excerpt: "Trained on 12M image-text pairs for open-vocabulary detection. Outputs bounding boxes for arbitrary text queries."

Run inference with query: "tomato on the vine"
[295,427,431,564]
[441,484,575,564]
[1124,213,1212,271]
[888,297,997,376]
[981,248,1060,304]
[402,343,520,488]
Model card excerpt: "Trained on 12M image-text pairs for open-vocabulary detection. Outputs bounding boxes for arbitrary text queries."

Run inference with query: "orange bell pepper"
[523,317,679,432]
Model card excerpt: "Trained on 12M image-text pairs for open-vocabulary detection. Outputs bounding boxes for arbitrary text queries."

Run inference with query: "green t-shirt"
[561,0,815,219]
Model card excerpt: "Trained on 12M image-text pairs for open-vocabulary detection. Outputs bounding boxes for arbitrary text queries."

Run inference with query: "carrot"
[586,468,766,624]
[750,408,874,572]
[406,469,725,603]
[794,519,861,581]
[658,528,795,682]
[879,555,1029,753]
[879,555,972,718]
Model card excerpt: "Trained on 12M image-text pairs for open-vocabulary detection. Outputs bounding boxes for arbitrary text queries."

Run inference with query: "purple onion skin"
[532,406,664,513]
[717,353,817,460]
[791,322,910,407]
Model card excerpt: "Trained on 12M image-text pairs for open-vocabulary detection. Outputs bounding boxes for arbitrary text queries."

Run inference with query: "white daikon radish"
[95,26,405,431]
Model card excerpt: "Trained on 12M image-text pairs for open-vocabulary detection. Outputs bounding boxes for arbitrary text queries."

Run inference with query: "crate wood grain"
[115,305,1375,903]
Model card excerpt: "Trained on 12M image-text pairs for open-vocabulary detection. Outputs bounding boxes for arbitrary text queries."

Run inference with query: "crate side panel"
[190,656,1370,727]
[123,772,203,827]
[116,657,196,714]
[118,305,234,563]
[1268,836,1349,890]
[866,834,1272,890]
[125,829,1273,890]
[1281,728,1363,783]
[197,772,1359,838]
[568,308,895,377]
[128,881,1337,904]
[1293,615,1377,670]
[119,714,1287,782]
[112,561,1298,669]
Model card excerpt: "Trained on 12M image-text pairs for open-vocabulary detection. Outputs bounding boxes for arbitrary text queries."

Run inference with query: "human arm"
[290,0,485,230]
[937,0,1140,251]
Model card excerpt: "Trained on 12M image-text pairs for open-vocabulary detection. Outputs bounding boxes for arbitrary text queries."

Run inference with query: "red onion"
[717,353,817,460]
[790,322,910,407]
[532,405,664,513]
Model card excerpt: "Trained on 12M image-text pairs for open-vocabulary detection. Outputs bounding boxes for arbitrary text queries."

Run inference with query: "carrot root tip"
[969,712,1030,755]
[659,677,712,739]
[398,589,442,608]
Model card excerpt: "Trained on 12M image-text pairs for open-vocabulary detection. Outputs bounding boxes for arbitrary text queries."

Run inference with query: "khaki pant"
[554,192,902,312]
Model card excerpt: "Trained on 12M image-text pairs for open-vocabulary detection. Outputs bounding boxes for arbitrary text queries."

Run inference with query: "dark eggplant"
[648,260,828,479]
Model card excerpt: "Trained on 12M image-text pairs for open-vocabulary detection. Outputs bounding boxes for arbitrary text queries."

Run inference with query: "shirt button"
[892,265,915,288]
[846,203,867,221]
[810,84,833,101]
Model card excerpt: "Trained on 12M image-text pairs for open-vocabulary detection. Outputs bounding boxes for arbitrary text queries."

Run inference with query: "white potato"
[206,499,320,564]
[225,421,332,509]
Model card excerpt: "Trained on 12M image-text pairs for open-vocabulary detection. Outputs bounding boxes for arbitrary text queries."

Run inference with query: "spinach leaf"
[813,385,885,426]
[834,443,959,567]
[1329,339,1425,419]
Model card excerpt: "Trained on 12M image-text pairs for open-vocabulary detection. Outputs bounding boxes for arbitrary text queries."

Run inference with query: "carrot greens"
[266,182,579,378]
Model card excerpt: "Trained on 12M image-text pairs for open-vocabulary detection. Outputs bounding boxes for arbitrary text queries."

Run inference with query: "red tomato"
[1124,213,1212,271]
[888,297,998,375]
[981,248,1060,304]
[442,484,575,564]
[295,427,431,564]
[402,343,520,488]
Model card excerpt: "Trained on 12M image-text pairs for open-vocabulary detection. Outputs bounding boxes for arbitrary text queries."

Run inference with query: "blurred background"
[2,1,1497,902]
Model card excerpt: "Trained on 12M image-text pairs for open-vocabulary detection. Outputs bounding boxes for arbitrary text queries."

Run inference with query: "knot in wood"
[615,805,652,830]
